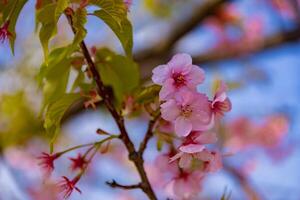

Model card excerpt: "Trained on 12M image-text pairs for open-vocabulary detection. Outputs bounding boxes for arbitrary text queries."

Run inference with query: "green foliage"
[0,92,44,150]
[36,3,58,60]
[37,46,74,112]
[72,7,87,46]
[95,48,139,104]
[144,0,172,17]
[55,0,69,21]
[0,0,28,53]
[91,0,133,57]
[44,93,81,152]
[135,85,161,104]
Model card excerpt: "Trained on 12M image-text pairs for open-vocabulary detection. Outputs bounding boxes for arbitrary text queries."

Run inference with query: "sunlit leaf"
[91,0,133,57]
[44,93,81,152]
[135,85,161,104]
[36,3,57,60]
[72,7,87,46]
[95,48,139,103]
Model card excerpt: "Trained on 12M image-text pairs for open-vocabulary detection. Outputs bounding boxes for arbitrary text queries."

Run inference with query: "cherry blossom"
[69,153,88,171]
[37,152,61,176]
[160,90,212,136]
[152,53,205,100]
[58,176,82,199]
[170,132,218,168]
[166,170,204,200]
[210,81,232,118]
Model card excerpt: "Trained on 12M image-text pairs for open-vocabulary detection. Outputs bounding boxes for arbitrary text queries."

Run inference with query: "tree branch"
[193,27,300,64]
[65,12,157,200]
[224,164,262,200]
[139,113,160,155]
[106,180,141,190]
[134,0,230,62]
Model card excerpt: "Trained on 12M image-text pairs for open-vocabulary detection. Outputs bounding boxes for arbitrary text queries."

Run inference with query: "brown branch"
[193,27,300,64]
[138,113,160,155]
[224,164,262,200]
[65,12,157,200]
[134,0,229,62]
[106,180,141,190]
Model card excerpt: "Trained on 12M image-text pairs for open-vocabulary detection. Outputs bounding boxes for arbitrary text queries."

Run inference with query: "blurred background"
[0,0,300,199]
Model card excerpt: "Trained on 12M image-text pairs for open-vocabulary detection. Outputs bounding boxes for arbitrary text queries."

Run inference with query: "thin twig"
[224,163,262,200]
[139,113,160,155]
[64,12,157,200]
[106,180,141,190]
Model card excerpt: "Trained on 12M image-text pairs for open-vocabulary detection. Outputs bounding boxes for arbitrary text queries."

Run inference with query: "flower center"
[172,72,186,88]
[181,105,192,117]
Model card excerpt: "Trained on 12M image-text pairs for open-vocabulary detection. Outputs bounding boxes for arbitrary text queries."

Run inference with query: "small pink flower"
[58,176,81,199]
[152,53,205,100]
[0,21,12,43]
[69,153,88,171]
[166,170,204,200]
[170,132,217,168]
[161,90,212,137]
[211,81,232,118]
[37,152,61,176]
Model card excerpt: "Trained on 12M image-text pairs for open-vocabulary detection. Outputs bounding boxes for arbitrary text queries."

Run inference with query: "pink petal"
[152,64,169,85]
[195,132,217,144]
[195,150,213,161]
[179,154,192,169]
[179,144,205,153]
[192,112,214,131]
[186,65,205,87]
[175,117,192,137]
[161,99,180,121]
[159,78,175,100]
[168,53,192,71]
[214,81,228,103]
[170,152,184,163]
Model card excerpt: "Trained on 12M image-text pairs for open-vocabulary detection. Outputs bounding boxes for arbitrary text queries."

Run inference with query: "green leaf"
[95,48,139,103]
[72,7,87,46]
[44,93,81,152]
[91,0,133,57]
[37,45,76,113]
[36,3,57,60]
[55,0,69,21]
[1,0,28,54]
[136,85,161,104]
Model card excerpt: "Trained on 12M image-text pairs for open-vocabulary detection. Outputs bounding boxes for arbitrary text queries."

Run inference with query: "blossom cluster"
[152,53,231,199]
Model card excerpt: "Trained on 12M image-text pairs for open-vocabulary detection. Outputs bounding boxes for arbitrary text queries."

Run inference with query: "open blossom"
[166,170,204,200]
[161,90,212,137]
[152,53,205,100]
[37,152,61,176]
[69,153,88,171]
[58,176,81,199]
[170,132,217,168]
[0,21,12,43]
[210,81,231,118]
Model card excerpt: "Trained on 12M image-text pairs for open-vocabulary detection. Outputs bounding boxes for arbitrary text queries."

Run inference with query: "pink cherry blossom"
[161,90,212,137]
[211,81,232,118]
[202,150,223,172]
[152,53,205,100]
[170,132,217,168]
[166,170,204,200]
